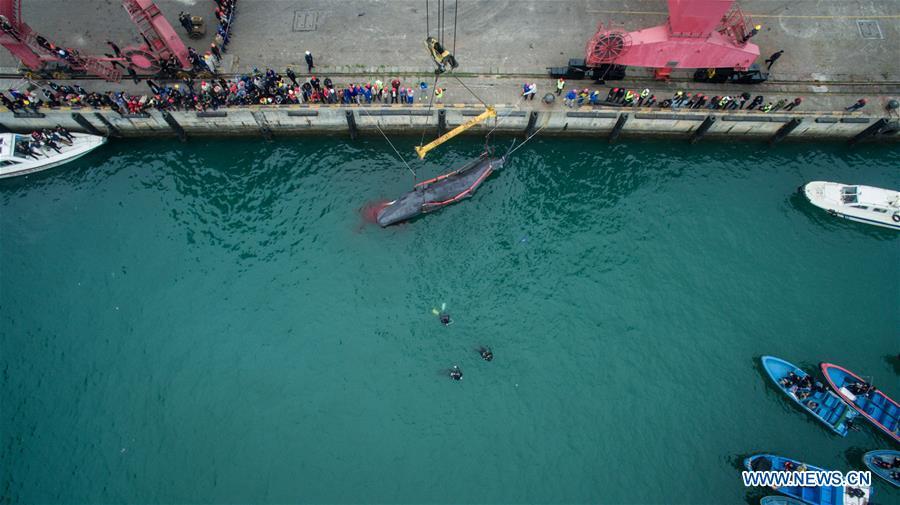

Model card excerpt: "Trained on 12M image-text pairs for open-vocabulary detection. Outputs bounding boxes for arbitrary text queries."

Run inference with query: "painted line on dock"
[585,10,900,19]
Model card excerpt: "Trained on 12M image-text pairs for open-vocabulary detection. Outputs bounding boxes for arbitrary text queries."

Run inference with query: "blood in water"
[360,200,391,224]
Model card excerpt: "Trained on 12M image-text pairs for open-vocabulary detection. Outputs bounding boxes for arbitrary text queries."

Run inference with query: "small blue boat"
[744,454,871,505]
[761,496,806,505]
[862,450,899,488]
[821,362,900,444]
[761,356,858,436]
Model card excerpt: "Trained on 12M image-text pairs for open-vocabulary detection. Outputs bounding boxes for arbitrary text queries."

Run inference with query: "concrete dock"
[0,0,898,142]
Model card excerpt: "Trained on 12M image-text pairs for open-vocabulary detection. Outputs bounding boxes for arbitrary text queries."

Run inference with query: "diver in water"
[449,365,462,381]
[478,347,493,362]
[439,312,452,326]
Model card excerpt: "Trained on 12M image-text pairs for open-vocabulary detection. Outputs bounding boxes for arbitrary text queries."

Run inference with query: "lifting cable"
[506,121,547,158]
[418,72,440,149]
[357,107,417,178]
[452,0,458,55]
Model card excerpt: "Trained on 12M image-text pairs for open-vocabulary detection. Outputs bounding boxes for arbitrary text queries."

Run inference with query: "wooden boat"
[761,356,857,436]
[744,454,871,505]
[862,450,899,488]
[820,362,900,444]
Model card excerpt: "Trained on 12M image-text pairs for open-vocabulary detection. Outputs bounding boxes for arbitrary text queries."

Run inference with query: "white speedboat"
[0,132,107,179]
[802,181,900,230]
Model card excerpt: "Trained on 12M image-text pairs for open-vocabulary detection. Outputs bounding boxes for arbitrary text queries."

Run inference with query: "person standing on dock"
[210,43,222,63]
[178,12,193,34]
[783,97,802,111]
[845,98,867,111]
[286,67,298,86]
[305,51,315,72]
[434,86,444,104]
[765,50,783,70]
[556,78,565,96]
[741,24,761,43]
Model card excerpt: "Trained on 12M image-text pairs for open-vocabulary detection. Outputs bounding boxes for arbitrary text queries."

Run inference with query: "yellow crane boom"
[415,106,496,159]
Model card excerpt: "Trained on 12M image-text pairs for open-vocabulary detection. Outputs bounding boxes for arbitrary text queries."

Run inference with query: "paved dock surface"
[5,0,899,82]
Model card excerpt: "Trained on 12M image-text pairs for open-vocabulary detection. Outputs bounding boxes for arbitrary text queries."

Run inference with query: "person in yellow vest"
[556,77,565,96]
[623,89,635,105]
[638,88,650,106]
[434,86,444,103]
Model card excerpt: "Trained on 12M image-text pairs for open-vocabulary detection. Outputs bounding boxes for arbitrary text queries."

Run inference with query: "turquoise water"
[1,136,898,504]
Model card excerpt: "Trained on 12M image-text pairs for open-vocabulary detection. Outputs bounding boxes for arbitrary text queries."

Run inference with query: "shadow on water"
[884,354,900,376]
[842,446,868,470]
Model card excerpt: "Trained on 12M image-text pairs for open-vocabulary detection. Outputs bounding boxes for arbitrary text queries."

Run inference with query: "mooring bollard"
[161,111,187,142]
[849,118,890,146]
[71,112,104,136]
[690,115,716,144]
[609,113,628,143]
[525,111,539,136]
[92,112,121,138]
[437,109,447,136]
[346,110,358,140]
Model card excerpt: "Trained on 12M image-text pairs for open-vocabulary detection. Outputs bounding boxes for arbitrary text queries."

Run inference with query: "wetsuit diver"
[449,365,462,381]
[478,347,493,362]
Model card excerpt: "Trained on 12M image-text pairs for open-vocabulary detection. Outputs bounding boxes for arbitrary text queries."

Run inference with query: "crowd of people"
[14,126,74,160]
[0,69,452,115]
[0,69,873,118]
[554,78,808,113]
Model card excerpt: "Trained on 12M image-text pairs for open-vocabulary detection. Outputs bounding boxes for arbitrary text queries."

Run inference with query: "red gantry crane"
[0,0,190,81]
[553,0,765,83]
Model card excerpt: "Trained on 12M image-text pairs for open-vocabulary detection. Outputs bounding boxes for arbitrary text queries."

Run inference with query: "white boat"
[802,181,900,231]
[0,132,107,179]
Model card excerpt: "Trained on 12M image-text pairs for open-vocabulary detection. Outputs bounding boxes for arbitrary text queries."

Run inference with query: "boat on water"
[820,363,900,444]
[801,181,900,230]
[376,153,503,227]
[744,454,871,505]
[862,450,900,488]
[0,132,107,179]
[761,495,807,505]
[760,356,857,436]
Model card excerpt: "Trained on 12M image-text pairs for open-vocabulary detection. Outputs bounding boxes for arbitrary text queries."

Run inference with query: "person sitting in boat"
[43,128,70,146]
[798,375,812,389]
[812,381,825,393]
[22,141,41,160]
[783,461,795,471]
[847,487,865,498]
[874,457,893,469]
[449,365,462,381]
[847,380,871,395]
[797,390,811,401]
[890,471,900,482]
[893,456,900,468]
[806,400,819,410]
[54,124,73,142]
[779,372,800,388]
[478,346,493,362]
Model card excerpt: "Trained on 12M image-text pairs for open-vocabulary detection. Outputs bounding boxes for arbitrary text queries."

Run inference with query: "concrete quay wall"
[2,105,897,144]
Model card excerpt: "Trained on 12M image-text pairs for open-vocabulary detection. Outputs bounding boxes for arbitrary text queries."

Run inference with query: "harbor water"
[1,137,898,504]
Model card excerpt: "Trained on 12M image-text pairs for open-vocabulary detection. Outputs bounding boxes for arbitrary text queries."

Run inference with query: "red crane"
[0,0,190,81]
[556,0,762,82]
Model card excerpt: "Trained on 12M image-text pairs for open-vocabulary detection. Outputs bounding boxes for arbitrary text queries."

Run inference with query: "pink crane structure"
[585,0,760,80]
[0,0,190,81]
